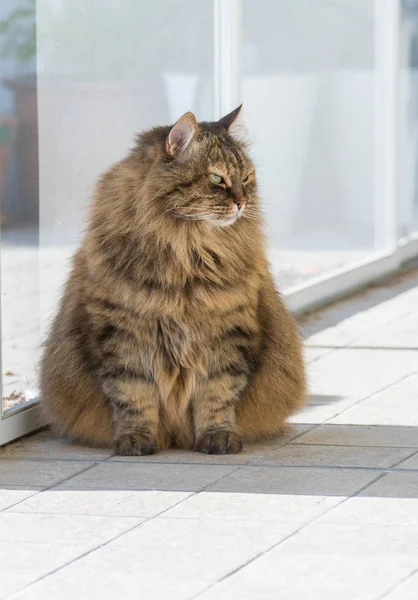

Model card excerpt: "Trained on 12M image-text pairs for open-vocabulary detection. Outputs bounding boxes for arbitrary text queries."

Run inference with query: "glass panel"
[1,0,214,421]
[242,0,377,290]
[1,0,38,417]
[400,0,418,238]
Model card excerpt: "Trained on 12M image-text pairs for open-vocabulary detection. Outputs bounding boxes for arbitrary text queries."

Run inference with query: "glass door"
[1,0,214,444]
[0,0,43,444]
[1,0,417,445]
[400,0,418,241]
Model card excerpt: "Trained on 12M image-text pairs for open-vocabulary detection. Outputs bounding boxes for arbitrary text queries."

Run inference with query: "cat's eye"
[242,175,251,184]
[209,173,223,184]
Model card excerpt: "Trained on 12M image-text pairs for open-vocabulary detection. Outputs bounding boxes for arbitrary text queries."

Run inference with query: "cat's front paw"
[195,430,243,455]
[115,433,157,456]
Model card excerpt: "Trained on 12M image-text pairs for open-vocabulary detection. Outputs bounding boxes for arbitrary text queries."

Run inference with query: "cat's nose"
[233,197,245,210]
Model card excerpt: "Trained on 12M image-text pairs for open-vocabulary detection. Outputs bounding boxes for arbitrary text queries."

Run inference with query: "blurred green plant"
[0,0,36,63]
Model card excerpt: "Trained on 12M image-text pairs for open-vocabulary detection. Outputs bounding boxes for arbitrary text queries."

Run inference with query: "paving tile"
[197,553,414,600]
[9,542,256,600]
[304,346,334,363]
[110,516,299,553]
[289,404,343,424]
[329,405,418,427]
[320,496,418,526]
[252,444,413,469]
[1,573,48,599]
[108,440,289,466]
[0,459,94,487]
[10,575,208,600]
[307,349,418,407]
[305,283,418,347]
[57,461,238,492]
[12,489,192,517]
[0,512,142,545]
[0,542,91,598]
[277,521,418,556]
[0,487,42,512]
[359,472,418,499]
[350,311,418,348]
[163,491,342,523]
[0,541,87,575]
[107,425,313,465]
[292,424,418,448]
[395,452,418,470]
[384,572,418,599]
[361,373,418,406]
[206,466,380,496]
[2,429,113,460]
[197,520,418,599]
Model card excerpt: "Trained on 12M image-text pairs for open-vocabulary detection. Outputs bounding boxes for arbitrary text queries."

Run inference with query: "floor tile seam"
[190,472,368,599]
[4,522,146,599]
[304,347,339,364]
[1,457,110,464]
[190,522,311,600]
[375,565,418,600]
[6,510,189,518]
[196,464,247,493]
[244,463,418,473]
[4,448,415,471]
[3,462,416,479]
[0,489,43,515]
[39,462,99,493]
[0,463,97,515]
[320,371,418,425]
[290,470,390,551]
[279,423,320,447]
[389,449,418,469]
[307,345,418,351]
[242,424,320,464]
[192,468,391,598]
[291,441,418,448]
[304,302,418,348]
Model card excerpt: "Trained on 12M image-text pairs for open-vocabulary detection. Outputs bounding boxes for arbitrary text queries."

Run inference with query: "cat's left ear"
[166,112,199,156]
[217,104,242,130]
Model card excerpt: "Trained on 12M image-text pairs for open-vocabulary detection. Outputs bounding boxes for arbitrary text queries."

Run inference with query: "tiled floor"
[1,268,418,599]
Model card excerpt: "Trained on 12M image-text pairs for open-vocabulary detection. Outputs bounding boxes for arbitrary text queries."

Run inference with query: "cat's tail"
[41,347,114,448]
[236,350,306,442]
[236,277,307,442]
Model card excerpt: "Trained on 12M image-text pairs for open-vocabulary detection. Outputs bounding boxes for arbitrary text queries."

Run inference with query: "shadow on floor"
[301,265,418,338]
[1,423,417,499]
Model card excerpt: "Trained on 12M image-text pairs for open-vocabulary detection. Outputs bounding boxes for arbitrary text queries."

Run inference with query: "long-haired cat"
[40,106,306,455]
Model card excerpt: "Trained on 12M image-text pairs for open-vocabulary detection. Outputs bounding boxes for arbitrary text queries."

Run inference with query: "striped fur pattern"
[40,107,306,455]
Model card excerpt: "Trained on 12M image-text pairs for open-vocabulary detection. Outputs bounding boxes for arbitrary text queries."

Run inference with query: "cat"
[40,105,306,455]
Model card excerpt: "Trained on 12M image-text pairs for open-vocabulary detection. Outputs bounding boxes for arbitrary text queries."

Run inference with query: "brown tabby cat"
[40,106,306,455]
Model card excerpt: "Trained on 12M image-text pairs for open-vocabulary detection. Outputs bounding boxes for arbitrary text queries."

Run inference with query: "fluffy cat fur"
[40,106,306,455]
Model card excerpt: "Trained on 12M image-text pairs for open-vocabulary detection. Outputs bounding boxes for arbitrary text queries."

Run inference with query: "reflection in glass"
[242,0,376,289]
[1,0,38,415]
[1,0,213,418]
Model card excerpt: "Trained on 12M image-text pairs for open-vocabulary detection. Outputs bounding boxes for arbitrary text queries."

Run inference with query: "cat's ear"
[217,104,242,130]
[166,112,199,156]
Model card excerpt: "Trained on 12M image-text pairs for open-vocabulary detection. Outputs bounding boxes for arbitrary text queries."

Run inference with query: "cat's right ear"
[166,112,199,156]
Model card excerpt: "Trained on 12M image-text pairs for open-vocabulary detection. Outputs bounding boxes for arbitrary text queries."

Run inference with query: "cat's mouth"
[212,214,239,227]
[170,203,244,226]
[211,204,244,227]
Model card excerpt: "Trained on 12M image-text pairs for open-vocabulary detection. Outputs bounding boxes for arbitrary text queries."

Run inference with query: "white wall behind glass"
[242,0,376,289]
[36,0,214,333]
